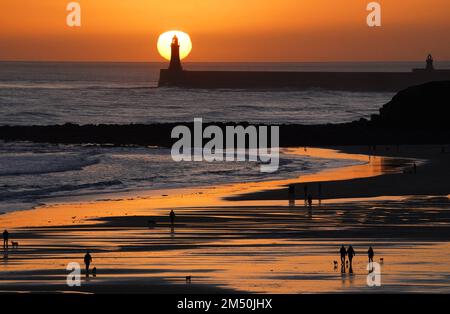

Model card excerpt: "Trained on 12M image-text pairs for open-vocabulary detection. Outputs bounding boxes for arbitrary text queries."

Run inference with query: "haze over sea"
[0,61,445,214]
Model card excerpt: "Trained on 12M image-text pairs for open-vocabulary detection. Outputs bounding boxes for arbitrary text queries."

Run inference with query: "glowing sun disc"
[157,30,192,61]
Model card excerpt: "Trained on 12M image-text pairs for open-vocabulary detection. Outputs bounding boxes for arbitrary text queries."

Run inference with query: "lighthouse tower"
[426,54,435,71]
[169,35,183,72]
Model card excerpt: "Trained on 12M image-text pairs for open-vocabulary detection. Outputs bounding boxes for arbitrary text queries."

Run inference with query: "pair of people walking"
[340,245,355,266]
[340,245,376,265]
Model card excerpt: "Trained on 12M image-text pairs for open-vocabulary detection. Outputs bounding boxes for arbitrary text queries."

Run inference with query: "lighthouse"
[169,35,183,72]
[426,54,435,71]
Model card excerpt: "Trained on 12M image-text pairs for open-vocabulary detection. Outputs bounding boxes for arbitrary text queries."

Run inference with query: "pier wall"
[159,69,450,91]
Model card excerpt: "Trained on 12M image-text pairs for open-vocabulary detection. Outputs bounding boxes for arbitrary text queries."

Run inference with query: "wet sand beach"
[1,145,449,294]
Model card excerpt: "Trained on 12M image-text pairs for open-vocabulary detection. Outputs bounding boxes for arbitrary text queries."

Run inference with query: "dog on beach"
[92,267,97,277]
[333,261,338,268]
[185,276,192,283]
[11,241,19,249]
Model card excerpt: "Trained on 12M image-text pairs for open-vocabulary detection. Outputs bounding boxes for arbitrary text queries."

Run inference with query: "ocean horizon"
[0,61,420,126]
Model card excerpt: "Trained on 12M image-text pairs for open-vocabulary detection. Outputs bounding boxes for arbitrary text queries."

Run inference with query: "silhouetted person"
[368,246,374,263]
[318,183,322,204]
[347,245,355,266]
[84,251,92,277]
[307,195,313,208]
[303,184,308,205]
[170,210,176,226]
[2,230,8,249]
[340,245,347,264]
[288,184,295,198]
[426,54,434,71]
[288,184,296,207]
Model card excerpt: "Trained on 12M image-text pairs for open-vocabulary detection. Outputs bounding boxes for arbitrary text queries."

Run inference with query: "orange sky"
[1,0,449,62]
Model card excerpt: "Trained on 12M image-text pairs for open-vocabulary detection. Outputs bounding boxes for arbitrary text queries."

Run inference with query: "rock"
[375,81,450,129]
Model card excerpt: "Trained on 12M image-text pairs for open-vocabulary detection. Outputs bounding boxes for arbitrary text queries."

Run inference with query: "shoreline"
[1,145,449,294]
[0,145,365,216]
[0,146,407,228]
[229,145,449,201]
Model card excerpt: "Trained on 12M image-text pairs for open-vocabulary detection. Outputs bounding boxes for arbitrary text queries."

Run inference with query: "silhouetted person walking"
[368,246,374,263]
[2,230,8,249]
[170,210,176,226]
[84,251,92,277]
[318,183,322,204]
[288,184,296,207]
[288,184,295,199]
[347,245,355,266]
[307,195,313,208]
[340,245,347,265]
[303,184,308,205]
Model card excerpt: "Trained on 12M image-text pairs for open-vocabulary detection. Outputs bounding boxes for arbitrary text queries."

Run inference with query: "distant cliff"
[1,81,449,147]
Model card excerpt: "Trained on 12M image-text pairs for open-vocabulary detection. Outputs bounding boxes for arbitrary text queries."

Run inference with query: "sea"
[0,61,444,213]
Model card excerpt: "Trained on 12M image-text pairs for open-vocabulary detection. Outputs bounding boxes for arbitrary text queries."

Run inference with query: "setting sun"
[157,30,192,61]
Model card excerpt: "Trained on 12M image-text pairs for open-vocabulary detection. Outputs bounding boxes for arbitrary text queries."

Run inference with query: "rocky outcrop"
[374,81,450,129]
